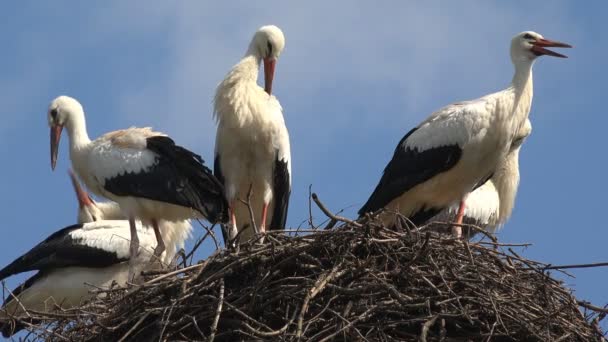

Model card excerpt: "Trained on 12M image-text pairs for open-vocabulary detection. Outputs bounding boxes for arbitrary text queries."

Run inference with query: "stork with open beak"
[47,96,228,279]
[358,31,571,237]
[214,25,291,245]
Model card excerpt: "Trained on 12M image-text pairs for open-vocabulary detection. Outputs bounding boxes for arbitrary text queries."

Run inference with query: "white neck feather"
[507,60,534,131]
[65,110,92,151]
[96,202,125,220]
[213,54,262,124]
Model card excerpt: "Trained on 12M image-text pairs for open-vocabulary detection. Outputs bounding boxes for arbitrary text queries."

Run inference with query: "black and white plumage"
[48,95,228,278]
[214,25,291,244]
[428,119,532,238]
[358,31,570,236]
[0,220,192,337]
[0,173,192,337]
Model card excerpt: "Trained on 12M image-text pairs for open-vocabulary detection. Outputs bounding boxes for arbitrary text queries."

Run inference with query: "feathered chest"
[216,86,283,147]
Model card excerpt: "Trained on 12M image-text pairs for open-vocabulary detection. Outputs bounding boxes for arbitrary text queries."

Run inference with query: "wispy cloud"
[73,2,578,170]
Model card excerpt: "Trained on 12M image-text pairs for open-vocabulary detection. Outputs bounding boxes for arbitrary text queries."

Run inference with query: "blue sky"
[0,1,606,338]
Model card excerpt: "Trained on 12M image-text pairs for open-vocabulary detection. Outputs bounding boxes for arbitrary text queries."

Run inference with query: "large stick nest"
[7,214,607,341]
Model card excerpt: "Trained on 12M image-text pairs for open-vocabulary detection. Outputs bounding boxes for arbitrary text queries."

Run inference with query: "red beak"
[532,38,572,58]
[50,125,63,170]
[68,169,94,208]
[263,57,276,95]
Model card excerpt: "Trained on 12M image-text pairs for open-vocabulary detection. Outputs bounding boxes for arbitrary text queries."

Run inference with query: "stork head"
[48,96,83,170]
[68,169,102,223]
[250,25,285,95]
[511,119,533,150]
[511,31,571,63]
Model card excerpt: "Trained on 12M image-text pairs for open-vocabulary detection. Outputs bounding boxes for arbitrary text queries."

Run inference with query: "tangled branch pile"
[15,216,608,341]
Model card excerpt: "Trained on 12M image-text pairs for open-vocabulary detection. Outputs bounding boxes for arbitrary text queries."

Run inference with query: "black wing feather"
[0,224,124,281]
[104,136,229,223]
[358,127,462,222]
[269,154,290,230]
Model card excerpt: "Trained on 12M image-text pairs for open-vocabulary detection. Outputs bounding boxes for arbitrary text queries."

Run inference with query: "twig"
[241,306,298,337]
[308,184,315,229]
[543,262,608,270]
[239,183,259,236]
[195,219,220,250]
[578,301,608,314]
[117,311,150,342]
[144,263,203,285]
[297,263,346,339]
[420,314,439,342]
[208,278,225,342]
[311,193,362,228]
[317,307,375,342]
[21,216,607,341]
[1,282,33,320]
[191,315,206,339]
[185,235,209,265]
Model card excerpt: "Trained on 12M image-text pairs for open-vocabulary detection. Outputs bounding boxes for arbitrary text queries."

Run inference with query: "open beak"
[263,57,276,95]
[68,169,93,208]
[532,38,572,58]
[50,125,63,170]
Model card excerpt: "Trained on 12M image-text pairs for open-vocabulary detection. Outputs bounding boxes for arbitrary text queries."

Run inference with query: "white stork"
[214,25,291,244]
[47,95,227,278]
[0,219,192,337]
[69,169,193,261]
[358,31,570,237]
[0,173,191,337]
[428,119,532,238]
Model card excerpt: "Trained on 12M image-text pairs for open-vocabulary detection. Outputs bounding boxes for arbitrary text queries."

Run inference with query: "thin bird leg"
[260,203,269,233]
[452,195,468,238]
[150,219,165,263]
[128,215,140,281]
[228,201,239,241]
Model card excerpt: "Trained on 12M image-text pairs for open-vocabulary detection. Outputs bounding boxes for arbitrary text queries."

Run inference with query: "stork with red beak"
[47,96,228,279]
[214,25,291,245]
[359,31,571,237]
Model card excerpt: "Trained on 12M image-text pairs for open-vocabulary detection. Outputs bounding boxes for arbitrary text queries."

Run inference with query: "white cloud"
[1,1,579,214]
[72,2,577,166]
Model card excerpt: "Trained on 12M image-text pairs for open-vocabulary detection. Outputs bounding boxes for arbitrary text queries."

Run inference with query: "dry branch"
[2,212,606,341]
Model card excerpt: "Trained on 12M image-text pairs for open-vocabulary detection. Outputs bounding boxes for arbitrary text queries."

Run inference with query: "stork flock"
[0,25,570,337]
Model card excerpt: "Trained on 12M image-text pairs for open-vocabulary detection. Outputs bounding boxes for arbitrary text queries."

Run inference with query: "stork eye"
[523,33,534,40]
[50,108,58,119]
[267,41,273,57]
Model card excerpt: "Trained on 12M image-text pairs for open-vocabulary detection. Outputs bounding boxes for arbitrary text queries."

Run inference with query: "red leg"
[150,219,165,262]
[260,203,269,233]
[452,195,468,238]
[228,201,238,240]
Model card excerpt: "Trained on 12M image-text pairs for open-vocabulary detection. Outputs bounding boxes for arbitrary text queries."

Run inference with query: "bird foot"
[257,231,267,244]
[148,245,166,267]
[451,225,463,239]
[128,261,145,285]
[144,258,166,272]
[168,249,186,269]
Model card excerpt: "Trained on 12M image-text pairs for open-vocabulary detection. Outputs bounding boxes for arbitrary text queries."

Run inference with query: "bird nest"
[4,200,607,341]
